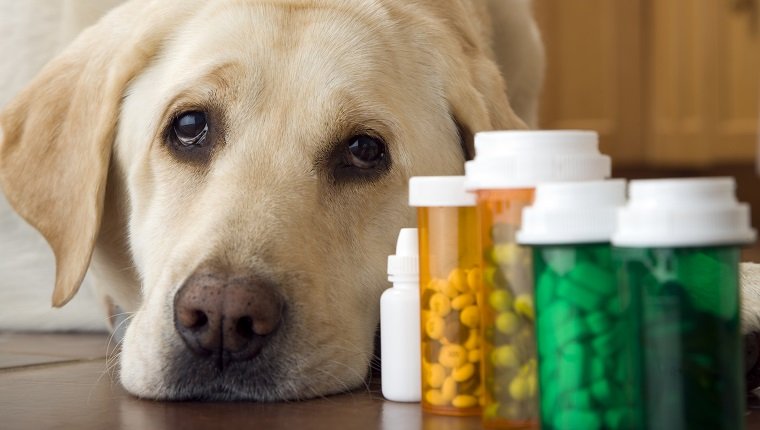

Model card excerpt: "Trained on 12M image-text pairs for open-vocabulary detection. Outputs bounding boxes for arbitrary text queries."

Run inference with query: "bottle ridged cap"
[518,180,626,245]
[612,177,757,247]
[464,130,611,190]
[408,176,475,207]
[388,228,419,282]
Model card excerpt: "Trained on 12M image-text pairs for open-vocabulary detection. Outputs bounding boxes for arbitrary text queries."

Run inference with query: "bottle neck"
[388,277,418,289]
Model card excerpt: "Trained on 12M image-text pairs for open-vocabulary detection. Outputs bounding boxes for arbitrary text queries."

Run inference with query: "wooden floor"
[1,332,760,430]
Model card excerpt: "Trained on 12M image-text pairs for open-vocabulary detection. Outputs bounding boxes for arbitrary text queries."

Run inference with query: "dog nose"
[174,271,283,363]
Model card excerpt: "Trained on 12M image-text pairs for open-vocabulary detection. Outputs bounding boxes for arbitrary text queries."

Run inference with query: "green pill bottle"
[612,178,757,430]
[517,179,643,430]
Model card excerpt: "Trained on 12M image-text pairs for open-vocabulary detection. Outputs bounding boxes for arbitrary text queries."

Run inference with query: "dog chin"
[120,357,366,402]
[119,330,369,401]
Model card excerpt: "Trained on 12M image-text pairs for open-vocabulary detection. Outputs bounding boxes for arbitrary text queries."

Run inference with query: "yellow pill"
[483,267,496,287]
[464,330,480,350]
[426,278,442,292]
[491,345,518,368]
[441,281,459,299]
[451,293,475,310]
[519,362,532,377]
[514,294,535,320]
[496,311,520,335]
[425,316,445,340]
[429,293,451,317]
[425,389,448,406]
[483,402,500,418]
[509,376,528,400]
[452,395,478,408]
[466,267,481,291]
[491,243,518,264]
[448,268,468,293]
[527,373,537,397]
[468,349,481,363]
[488,289,513,312]
[452,362,475,382]
[460,305,480,328]
[427,363,446,389]
[441,376,457,401]
[439,344,468,369]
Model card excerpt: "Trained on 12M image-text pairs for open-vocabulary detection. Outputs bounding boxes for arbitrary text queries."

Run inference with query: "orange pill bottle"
[464,131,611,429]
[409,176,482,416]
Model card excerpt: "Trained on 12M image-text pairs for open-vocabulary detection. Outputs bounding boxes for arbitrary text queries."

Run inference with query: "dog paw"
[741,263,760,335]
[741,263,760,391]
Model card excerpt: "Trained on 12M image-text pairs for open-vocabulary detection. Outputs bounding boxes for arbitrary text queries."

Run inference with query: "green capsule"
[557,369,585,396]
[558,342,586,391]
[591,323,623,356]
[554,409,601,430]
[585,311,612,335]
[565,390,592,409]
[606,296,624,316]
[556,277,604,312]
[591,379,613,405]
[604,408,635,429]
[568,261,615,297]
[539,301,573,330]
[536,270,558,305]
[541,382,559,417]
[589,357,608,381]
[555,317,588,347]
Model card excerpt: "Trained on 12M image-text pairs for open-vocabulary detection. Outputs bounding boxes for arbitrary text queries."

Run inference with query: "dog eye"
[345,135,386,169]
[172,111,208,147]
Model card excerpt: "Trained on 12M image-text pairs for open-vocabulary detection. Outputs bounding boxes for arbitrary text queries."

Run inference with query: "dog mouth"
[158,340,291,401]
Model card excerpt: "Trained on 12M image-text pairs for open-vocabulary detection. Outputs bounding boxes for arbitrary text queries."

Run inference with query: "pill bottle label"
[534,244,643,430]
[617,246,744,430]
[476,189,539,429]
[418,206,482,416]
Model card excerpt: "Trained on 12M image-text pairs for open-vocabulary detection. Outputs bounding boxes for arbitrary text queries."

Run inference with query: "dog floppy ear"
[0,0,197,307]
[439,5,529,159]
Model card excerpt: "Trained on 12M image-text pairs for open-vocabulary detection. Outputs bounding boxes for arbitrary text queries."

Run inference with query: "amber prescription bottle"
[517,180,644,430]
[464,130,611,429]
[409,176,482,416]
[612,178,756,430]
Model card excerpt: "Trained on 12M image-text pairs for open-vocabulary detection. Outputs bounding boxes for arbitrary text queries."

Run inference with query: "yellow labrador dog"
[0,0,542,400]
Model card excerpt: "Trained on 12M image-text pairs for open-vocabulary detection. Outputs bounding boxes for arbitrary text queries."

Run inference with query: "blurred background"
[533,0,760,260]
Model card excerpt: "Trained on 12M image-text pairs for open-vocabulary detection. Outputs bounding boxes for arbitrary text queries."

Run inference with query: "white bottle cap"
[612,177,757,247]
[408,176,475,207]
[388,228,419,283]
[464,130,611,190]
[518,179,626,245]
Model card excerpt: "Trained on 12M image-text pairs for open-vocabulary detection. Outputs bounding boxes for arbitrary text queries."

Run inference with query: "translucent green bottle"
[612,178,756,430]
[518,180,643,430]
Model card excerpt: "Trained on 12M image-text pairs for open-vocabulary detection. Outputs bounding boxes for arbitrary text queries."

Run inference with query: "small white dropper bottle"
[380,228,421,402]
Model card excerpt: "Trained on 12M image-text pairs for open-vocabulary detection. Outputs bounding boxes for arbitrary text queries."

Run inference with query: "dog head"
[0,0,525,400]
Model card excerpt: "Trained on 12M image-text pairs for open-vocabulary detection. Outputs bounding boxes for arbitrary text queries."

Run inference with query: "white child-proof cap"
[408,176,476,207]
[517,179,627,245]
[464,130,611,190]
[612,177,757,247]
[387,228,419,283]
